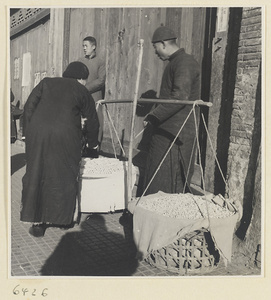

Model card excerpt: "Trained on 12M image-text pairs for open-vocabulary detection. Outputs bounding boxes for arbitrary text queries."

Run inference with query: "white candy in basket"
[138,193,235,220]
[80,157,130,177]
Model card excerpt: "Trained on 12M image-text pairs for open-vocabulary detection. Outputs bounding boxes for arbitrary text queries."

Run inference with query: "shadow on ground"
[40,214,138,276]
[11,153,26,175]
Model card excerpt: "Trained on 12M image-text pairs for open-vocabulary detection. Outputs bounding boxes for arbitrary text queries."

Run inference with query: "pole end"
[139,39,144,45]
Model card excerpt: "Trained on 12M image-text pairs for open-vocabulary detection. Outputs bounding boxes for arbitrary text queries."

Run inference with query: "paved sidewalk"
[10,143,260,277]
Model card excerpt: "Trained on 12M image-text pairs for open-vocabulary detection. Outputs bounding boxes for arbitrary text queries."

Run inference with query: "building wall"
[204,8,243,195]
[226,7,262,250]
[64,7,207,158]
[10,9,65,108]
[10,17,50,106]
[10,7,207,158]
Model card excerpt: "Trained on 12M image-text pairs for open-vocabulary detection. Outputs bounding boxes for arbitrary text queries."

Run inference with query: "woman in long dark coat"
[20,61,99,237]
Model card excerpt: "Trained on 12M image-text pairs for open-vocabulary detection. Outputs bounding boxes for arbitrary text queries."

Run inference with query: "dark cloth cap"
[152,26,177,43]
[62,61,89,80]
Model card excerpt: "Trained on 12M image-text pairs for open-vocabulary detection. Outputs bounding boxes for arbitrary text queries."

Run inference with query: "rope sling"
[97,102,227,193]
[97,99,234,240]
[94,38,233,232]
[92,40,241,266]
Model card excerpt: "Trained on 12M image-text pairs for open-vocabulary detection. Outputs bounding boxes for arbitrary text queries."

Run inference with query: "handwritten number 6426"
[12,285,48,297]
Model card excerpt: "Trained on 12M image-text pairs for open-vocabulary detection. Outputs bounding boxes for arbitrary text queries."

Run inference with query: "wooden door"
[65,7,209,187]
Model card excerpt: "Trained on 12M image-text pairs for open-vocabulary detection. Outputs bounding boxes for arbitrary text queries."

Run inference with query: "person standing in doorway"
[10,89,23,143]
[21,61,99,237]
[143,26,200,196]
[78,36,106,147]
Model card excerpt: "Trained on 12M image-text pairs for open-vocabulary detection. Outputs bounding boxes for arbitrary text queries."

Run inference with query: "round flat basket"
[145,229,219,275]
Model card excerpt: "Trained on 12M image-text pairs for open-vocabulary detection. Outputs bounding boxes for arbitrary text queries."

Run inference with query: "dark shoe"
[29,224,47,237]
[58,223,75,230]
[119,209,133,227]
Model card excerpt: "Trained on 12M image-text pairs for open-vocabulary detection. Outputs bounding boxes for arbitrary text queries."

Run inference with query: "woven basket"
[145,229,219,275]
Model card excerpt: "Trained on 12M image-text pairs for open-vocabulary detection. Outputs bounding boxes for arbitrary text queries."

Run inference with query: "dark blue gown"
[21,77,99,225]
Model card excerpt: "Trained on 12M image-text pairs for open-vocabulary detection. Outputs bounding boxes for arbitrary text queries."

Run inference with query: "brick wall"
[226,7,262,259]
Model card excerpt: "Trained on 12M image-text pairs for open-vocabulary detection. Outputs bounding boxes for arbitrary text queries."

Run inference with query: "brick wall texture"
[226,7,261,202]
[226,7,262,255]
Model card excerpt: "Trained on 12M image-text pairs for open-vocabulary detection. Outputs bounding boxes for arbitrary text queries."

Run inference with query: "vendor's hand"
[143,120,149,127]
[82,146,99,158]
[81,117,87,127]
[88,148,99,158]
[144,114,160,127]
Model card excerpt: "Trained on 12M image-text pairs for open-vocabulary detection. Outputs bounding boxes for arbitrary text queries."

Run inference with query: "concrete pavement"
[10,143,260,277]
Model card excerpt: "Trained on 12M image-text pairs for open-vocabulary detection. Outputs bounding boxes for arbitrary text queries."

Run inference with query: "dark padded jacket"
[148,48,200,138]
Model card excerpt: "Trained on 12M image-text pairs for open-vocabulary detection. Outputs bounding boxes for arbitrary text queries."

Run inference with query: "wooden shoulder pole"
[126,39,144,207]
